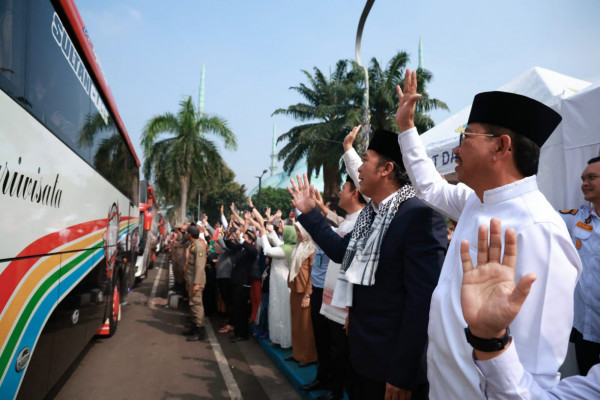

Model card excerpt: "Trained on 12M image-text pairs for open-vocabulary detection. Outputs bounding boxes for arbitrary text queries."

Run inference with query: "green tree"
[141,96,237,224]
[251,186,293,215]
[365,52,449,133]
[198,165,247,226]
[273,60,362,201]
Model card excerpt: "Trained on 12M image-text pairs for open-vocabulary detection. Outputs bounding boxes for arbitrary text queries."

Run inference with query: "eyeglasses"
[458,131,496,146]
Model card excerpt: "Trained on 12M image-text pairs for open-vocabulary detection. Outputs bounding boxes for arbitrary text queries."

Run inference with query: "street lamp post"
[256,169,268,213]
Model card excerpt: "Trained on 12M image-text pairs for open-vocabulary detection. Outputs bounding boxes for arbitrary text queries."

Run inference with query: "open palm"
[460,218,537,338]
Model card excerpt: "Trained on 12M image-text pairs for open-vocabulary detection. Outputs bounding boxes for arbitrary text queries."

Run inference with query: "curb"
[250,327,331,400]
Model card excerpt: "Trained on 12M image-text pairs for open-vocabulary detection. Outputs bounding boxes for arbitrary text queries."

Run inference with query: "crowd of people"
[160,69,599,399]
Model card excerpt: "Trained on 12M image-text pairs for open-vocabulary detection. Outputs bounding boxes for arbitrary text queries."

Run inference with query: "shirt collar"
[372,191,397,214]
[482,175,538,205]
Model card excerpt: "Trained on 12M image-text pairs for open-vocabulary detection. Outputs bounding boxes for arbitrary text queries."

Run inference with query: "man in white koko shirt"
[394,69,581,399]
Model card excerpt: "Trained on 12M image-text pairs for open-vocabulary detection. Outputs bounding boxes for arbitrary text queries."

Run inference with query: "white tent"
[421,66,597,208]
[542,83,600,209]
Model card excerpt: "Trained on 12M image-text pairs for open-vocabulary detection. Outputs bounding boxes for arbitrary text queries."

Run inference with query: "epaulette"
[559,209,579,215]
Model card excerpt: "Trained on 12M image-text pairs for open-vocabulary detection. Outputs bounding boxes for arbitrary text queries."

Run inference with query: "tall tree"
[273,60,362,200]
[365,52,449,133]
[142,96,236,224]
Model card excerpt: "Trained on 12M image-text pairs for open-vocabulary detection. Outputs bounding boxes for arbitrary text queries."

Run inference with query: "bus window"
[0,0,25,101]
[24,1,91,154]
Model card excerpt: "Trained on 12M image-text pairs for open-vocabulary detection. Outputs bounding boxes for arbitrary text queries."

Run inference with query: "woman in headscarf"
[258,222,296,349]
[287,222,317,366]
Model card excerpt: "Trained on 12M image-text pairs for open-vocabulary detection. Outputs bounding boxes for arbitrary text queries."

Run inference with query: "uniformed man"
[171,225,186,294]
[183,224,207,341]
[560,156,600,374]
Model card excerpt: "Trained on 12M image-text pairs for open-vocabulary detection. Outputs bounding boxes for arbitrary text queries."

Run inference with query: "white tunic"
[261,233,292,349]
[398,128,581,399]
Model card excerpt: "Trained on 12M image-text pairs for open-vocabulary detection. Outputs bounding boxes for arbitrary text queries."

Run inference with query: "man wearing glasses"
[394,69,581,399]
[559,156,600,376]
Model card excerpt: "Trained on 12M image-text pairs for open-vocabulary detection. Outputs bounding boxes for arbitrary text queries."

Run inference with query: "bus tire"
[108,280,121,337]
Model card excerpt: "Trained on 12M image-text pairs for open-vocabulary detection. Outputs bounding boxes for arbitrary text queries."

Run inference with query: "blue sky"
[74,0,600,192]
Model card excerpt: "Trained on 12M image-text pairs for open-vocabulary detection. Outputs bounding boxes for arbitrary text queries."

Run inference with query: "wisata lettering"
[0,158,63,208]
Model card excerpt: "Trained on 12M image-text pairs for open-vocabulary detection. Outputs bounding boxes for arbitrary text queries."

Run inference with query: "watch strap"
[464,326,511,352]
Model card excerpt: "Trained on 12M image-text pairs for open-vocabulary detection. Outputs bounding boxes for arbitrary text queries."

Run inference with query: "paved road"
[53,254,302,400]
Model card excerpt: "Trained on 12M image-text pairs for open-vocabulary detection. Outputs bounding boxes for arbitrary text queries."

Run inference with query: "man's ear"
[496,135,513,158]
[379,161,394,177]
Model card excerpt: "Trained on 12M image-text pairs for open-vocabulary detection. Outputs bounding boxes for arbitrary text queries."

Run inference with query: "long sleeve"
[476,341,600,399]
[342,148,371,203]
[260,235,286,259]
[221,214,228,230]
[297,208,351,264]
[397,127,472,220]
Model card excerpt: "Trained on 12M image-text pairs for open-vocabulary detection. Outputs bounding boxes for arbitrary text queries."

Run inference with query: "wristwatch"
[464,326,511,352]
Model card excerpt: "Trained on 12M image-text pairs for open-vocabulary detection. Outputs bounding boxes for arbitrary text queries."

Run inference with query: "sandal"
[218,325,234,334]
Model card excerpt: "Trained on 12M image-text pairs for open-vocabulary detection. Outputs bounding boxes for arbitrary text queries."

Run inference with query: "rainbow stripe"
[0,217,137,399]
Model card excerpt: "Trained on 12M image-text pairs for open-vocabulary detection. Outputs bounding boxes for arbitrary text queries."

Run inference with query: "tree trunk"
[178,175,189,224]
[322,163,341,203]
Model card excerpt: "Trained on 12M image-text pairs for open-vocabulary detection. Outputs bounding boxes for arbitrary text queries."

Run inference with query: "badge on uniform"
[576,221,593,232]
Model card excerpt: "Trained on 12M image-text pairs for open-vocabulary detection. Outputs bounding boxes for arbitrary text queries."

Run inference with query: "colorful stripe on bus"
[0,217,137,398]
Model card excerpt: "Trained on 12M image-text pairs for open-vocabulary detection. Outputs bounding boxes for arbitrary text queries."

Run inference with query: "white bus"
[0,0,142,398]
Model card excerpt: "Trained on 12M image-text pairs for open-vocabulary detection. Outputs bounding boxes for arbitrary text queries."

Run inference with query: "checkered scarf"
[339,185,416,286]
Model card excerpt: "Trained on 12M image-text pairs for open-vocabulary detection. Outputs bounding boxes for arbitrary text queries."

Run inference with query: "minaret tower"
[270,124,278,176]
[418,37,424,70]
[198,64,205,115]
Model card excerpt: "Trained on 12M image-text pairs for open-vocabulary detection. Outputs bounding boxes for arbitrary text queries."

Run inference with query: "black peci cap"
[367,129,404,166]
[468,91,562,148]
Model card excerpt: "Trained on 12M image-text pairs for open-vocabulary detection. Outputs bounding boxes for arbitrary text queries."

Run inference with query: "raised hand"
[287,173,316,214]
[460,218,537,339]
[247,196,254,209]
[395,68,422,132]
[343,125,361,152]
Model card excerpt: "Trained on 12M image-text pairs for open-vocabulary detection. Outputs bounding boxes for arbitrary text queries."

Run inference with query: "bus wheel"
[108,282,121,337]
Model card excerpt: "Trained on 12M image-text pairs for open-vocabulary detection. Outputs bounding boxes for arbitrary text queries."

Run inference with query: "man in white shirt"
[461,217,600,400]
[395,69,581,399]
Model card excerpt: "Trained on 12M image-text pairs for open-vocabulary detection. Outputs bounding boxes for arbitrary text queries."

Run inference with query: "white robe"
[398,128,581,400]
[260,233,292,349]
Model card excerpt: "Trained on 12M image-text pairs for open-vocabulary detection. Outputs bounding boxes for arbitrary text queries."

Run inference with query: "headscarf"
[289,222,315,283]
[280,225,297,263]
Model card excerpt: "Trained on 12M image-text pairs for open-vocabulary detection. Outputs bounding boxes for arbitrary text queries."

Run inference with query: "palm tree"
[365,52,449,133]
[273,60,362,200]
[142,96,236,224]
[79,113,139,200]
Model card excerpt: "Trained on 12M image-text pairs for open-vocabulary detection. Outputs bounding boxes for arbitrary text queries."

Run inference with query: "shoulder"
[559,209,580,216]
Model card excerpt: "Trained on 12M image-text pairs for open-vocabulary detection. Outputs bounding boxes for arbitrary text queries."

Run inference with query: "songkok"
[367,129,404,166]
[186,225,200,239]
[468,91,562,147]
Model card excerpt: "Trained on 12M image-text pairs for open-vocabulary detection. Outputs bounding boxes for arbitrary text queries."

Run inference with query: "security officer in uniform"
[560,156,600,374]
[183,224,207,341]
[171,225,186,294]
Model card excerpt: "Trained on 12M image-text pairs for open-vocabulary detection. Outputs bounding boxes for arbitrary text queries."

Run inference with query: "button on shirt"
[398,127,581,399]
[561,205,600,342]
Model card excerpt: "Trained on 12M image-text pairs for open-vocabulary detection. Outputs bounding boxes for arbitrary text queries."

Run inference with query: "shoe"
[182,324,197,336]
[298,361,316,368]
[300,379,324,391]
[230,336,248,343]
[284,355,295,362]
[187,326,206,341]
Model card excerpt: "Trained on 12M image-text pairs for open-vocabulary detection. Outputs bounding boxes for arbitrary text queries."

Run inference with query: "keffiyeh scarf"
[335,185,416,299]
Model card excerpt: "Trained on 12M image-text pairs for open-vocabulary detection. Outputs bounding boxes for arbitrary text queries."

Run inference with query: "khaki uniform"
[171,233,185,284]
[185,239,207,327]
